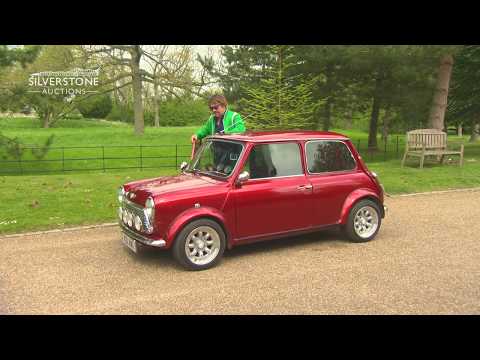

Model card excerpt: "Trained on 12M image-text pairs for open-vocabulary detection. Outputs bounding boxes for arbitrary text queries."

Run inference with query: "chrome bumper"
[382,205,387,218]
[119,222,166,248]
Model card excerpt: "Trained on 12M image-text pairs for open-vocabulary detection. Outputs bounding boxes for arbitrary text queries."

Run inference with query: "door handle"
[297,184,313,190]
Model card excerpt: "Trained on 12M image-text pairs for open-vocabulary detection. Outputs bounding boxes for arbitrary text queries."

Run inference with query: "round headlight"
[122,209,128,224]
[145,197,155,220]
[118,207,123,220]
[134,215,142,231]
[145,197,154,209]
[117,187,125,203]
[127,211,133,227]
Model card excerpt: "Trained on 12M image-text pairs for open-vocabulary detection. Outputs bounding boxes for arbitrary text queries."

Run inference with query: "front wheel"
[172,219,226,271]
[344,199,382,243]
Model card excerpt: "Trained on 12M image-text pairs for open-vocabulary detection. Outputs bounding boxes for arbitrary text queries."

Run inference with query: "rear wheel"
[172,219,226,271]
[345,199,381,243]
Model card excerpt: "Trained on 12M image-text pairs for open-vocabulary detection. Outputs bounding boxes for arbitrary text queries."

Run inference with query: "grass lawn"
[1,117,479,235]
[0,117,197,146]
[0,168,176,234]
[0,117,198,174]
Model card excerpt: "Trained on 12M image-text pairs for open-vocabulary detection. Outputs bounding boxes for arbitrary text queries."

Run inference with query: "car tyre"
[345,199,382,243]
[172,218,226,271]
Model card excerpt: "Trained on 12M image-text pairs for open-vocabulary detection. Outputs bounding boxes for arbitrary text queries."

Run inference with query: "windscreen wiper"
[196,169,226,178]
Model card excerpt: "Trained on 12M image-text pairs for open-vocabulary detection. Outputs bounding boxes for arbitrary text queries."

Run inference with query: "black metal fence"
[0,144,193,175]
[1,135,464,176]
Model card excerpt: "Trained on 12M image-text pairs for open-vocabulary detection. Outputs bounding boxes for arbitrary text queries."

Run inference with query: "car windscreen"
[188,140,244,178]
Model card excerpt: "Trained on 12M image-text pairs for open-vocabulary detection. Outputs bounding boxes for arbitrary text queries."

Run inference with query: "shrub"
[106,103,134,123]
[106,98,211,126]
[146,98,209,127]
[76,94,113,119]
[65,108,83,120]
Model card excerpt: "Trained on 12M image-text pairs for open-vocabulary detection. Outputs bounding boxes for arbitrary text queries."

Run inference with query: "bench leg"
[419,154,425,169]
[440,155,445,164]
[401,151,408,167]
[460,145,464,166]
[419,146,426,169]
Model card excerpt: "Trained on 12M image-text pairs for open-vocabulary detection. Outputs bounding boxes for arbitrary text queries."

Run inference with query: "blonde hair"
[208,94,228,107]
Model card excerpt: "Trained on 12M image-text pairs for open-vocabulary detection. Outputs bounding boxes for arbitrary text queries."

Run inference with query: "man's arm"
[196,117,213,140]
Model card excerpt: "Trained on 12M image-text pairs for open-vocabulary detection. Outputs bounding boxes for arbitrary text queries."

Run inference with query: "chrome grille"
[120,199,152,233]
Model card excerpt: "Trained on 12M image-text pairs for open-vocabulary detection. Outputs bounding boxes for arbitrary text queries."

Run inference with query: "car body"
[118,131,386,270]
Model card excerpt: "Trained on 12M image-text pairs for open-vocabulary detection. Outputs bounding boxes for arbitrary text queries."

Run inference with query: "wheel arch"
[165,208,231,249]
[339,190,383,225]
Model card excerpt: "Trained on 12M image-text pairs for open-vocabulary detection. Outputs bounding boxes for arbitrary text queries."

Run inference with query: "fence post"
[140,145,143,171]
[175,144,178,169]
[384,138,387,161]
[396,136,399,158]
[62,147,65,172]
[102,146,105,172]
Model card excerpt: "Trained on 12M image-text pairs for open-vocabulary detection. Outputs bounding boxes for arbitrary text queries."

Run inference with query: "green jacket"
[196,109,246,140]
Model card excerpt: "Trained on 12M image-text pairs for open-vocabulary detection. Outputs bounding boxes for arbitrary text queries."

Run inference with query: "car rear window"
[305,140,356,173]
[243,143,303,179]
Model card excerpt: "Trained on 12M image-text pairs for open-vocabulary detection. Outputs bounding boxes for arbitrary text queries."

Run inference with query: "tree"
[239,45,319,130]
[0,45,53,160]
[198,45,278,107]
[82,45,212,134]
[343,46,440,150]
[143,46,195,127]
[448,45,480,142]
[294,45,357,131]
[2,45,95,128]
[0,45,41,68]
[428,54,454,130]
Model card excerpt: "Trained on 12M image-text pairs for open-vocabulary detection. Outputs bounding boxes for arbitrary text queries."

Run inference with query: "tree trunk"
[322,97,332,131]
[457,123,463,137]
[322,64,334,131]
[381,107,390,142]
[42,111,51,128]
[345,108,353,129]
[153,81,160,128]
[131,46,144,135]
[368,79,382,150]
[469,122,480,142]
[428,54,454,131]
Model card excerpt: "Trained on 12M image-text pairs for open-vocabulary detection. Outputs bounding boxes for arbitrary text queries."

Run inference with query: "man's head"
[208,94,227,119]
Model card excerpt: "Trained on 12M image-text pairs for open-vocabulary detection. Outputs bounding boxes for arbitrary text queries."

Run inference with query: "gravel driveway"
[1,189,479,314]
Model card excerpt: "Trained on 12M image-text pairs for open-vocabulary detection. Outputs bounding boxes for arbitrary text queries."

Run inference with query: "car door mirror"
[236,171,250,186]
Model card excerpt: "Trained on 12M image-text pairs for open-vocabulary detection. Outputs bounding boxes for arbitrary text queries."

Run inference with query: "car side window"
[242,143,303,179]
[306,140,356,173]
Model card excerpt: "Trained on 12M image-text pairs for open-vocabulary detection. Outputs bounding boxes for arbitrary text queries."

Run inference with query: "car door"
[233,142,313,240]
[305,140,363,226]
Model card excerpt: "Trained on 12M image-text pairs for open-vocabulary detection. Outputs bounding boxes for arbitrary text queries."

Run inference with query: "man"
[191,95,246,144]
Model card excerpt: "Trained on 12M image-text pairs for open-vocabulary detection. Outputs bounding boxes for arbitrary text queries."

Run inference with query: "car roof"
[208,130,350,142]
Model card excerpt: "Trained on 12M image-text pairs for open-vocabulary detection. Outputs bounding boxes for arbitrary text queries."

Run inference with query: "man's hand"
[191,134,198,144]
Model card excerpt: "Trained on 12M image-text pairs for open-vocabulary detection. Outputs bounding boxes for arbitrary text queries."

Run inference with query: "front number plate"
[122,233,138,254]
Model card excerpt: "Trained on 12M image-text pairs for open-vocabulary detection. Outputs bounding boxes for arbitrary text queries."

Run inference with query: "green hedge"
[76,94,113,119]
[107,99,209,126]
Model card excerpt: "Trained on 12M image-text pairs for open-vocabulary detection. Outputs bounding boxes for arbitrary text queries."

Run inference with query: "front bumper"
[120,222,166,248]
[382,205,387,218]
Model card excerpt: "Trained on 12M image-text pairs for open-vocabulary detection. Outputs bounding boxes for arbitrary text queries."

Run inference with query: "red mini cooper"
[118,131,386,270]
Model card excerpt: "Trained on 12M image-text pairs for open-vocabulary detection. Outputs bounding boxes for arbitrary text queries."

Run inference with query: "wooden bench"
[401,129,464,169]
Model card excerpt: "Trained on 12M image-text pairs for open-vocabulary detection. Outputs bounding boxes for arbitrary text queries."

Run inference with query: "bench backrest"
[406,129,447,150]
